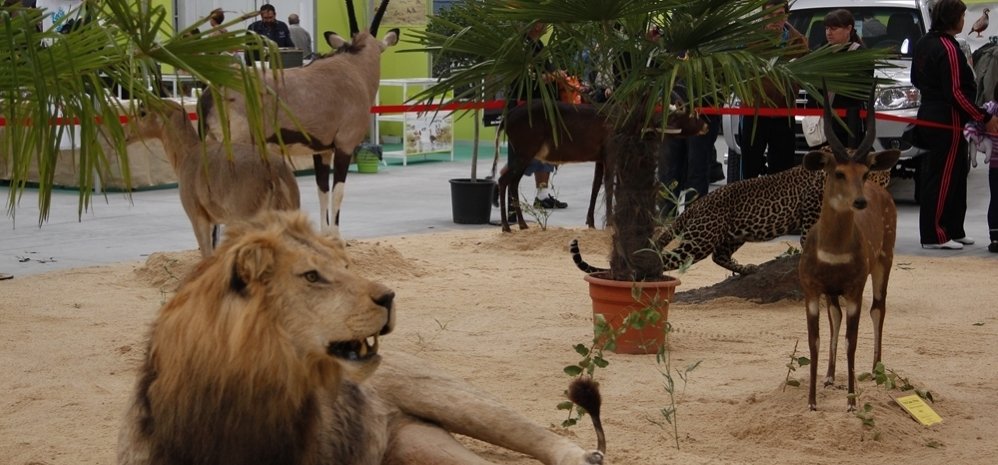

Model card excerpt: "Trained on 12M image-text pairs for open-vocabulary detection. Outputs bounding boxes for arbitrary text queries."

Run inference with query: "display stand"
[374,78,454,166]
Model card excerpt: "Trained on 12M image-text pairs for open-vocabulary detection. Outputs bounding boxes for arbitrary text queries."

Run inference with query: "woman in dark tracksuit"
[911,0,998,249]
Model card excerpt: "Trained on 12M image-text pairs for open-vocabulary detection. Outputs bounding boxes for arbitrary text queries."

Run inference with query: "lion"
[118,210,605,465]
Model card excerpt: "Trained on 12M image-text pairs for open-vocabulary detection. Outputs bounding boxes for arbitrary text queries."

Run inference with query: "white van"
[721,0,932,184]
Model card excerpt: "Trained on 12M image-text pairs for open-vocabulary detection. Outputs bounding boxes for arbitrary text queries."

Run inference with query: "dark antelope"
[499,101,706,232]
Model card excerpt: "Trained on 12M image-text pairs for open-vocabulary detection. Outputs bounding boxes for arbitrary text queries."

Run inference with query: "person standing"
[911,0,998,250]
[247,4,293,49]
[496,21,568,222]
[658,91,720,217]
[288,13,314,60]
[207,8,227,35]
[806,9,870,149]
[737,0,808,179]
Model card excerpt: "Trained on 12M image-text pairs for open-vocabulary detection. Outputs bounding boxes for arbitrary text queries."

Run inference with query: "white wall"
[175,0,316,48]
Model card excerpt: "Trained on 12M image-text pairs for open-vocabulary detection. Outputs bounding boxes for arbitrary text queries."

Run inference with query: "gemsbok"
[798,92,900,411]
[198,0,398,232]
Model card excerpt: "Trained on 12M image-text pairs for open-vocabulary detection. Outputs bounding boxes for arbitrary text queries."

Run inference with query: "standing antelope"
[499,101,707,232]
[198,0,398,231]
[798,95,900,411]
[127,100,300,257]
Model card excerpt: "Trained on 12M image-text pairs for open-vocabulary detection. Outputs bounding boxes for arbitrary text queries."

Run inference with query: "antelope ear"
[324,31,347,49]
[867,149,901,172]
[229,236,277,294]
[382,28,400,47]
[801,150,833,172]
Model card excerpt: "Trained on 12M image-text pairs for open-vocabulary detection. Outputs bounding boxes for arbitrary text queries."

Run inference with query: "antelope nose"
[853,198,868,210]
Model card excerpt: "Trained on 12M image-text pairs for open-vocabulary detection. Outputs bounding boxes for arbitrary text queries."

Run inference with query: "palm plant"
[411,0,889,281]
[1,0,273,225]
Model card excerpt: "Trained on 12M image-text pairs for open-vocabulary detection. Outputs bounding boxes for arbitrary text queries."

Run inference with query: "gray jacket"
[289,24,313,60]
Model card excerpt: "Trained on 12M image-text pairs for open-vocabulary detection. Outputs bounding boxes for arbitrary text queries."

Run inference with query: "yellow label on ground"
[894,394,942,426]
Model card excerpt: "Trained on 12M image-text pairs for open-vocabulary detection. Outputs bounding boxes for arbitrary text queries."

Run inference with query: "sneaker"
[989,241,998,253]
[953,236,975,245]
[534,195,568,209]
[921,240,964,250]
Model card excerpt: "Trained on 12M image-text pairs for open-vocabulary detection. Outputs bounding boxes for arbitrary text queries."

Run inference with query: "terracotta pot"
[583,271,681,354]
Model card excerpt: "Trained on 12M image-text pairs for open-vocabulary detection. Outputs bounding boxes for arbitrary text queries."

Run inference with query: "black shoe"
[989,241,998,253]
[534,195,568,209]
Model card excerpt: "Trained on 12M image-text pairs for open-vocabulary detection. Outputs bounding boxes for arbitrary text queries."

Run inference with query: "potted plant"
[426,1,510,224]
[413,0,884,343]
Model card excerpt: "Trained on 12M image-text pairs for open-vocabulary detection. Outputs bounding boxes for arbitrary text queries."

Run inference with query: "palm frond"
[1,0,270,225]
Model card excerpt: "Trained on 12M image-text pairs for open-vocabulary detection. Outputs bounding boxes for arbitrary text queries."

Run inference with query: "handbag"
[802,115,825,147]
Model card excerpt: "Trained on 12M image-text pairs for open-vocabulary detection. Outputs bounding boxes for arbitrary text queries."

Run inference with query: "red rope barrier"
[0,100,958,132]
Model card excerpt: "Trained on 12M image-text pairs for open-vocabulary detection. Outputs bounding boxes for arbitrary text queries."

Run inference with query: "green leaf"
[594,356,610,368]
[563,365,583,376]
[574,344,590,356]
[561,418,578,427]
[797,357,811,366]
[858,372,873,382]
[786,379,800,387]
[556,401,575,410]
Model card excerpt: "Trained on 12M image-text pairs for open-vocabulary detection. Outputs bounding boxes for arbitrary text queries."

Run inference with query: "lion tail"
[568,377,605,454]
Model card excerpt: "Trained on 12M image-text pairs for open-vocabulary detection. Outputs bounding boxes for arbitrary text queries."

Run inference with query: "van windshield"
[789,7,924,58]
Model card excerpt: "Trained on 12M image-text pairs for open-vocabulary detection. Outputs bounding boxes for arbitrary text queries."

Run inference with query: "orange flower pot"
[584,272,680,354]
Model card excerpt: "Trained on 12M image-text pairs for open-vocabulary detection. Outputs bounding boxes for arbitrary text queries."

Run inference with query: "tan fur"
[128,100,300,257]
[200,27,400,231]
[118,211,604,465]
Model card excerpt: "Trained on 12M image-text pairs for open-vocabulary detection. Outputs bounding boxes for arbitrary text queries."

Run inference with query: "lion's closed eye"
[302,270,325,283]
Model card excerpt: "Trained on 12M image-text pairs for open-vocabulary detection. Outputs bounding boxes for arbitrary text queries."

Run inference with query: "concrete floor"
[2,140,994,278]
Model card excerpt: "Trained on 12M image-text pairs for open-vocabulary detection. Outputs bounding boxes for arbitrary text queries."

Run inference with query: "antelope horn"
[370,0,390,36]
[345,0,359,36]
[852,84,879,161]
[822,82,848,162]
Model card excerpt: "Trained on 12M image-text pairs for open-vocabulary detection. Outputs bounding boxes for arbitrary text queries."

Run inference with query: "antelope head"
[324,0,400,53]
[801,87,900,212]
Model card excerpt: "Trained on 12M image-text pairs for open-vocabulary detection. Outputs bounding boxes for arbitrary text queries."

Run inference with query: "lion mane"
[118,210,394,465]
[119,210,604,465]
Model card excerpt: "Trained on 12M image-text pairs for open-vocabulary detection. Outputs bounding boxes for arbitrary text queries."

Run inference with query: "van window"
[789,8,924,58]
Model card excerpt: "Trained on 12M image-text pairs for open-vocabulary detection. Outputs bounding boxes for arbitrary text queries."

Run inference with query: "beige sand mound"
[2,228,996,465]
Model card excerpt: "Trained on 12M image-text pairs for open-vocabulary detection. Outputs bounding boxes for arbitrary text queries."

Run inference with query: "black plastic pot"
[449,178,495,224]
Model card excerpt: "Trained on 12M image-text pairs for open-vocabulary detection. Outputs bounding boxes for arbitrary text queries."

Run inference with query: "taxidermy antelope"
[198,0,399,231]
[798,93,900,411]
[127,100,300,257]
[499,101,706,232]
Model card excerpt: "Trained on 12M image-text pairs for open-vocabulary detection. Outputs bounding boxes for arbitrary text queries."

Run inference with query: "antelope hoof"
[809,403,817,411]
[823,377,835,387]
[846,403,856,413]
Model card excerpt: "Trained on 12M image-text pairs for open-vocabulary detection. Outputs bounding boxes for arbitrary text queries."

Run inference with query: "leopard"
[571,163,890,276]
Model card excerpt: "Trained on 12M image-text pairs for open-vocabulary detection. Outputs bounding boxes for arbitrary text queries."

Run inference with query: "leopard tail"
[570,239,606,274]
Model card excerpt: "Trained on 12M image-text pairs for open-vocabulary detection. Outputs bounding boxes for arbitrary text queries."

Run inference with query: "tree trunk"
[607,121,664,282]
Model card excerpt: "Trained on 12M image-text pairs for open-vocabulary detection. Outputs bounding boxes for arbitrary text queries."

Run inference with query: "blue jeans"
[658,114,720,215]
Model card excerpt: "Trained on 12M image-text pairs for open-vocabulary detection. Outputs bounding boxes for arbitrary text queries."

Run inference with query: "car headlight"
[875,86,920,111]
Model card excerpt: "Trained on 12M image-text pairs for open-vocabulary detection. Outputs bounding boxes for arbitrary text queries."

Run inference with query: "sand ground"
[2,226,996,464]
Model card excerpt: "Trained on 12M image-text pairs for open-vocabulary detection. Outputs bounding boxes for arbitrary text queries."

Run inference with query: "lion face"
[220,210,396,379]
